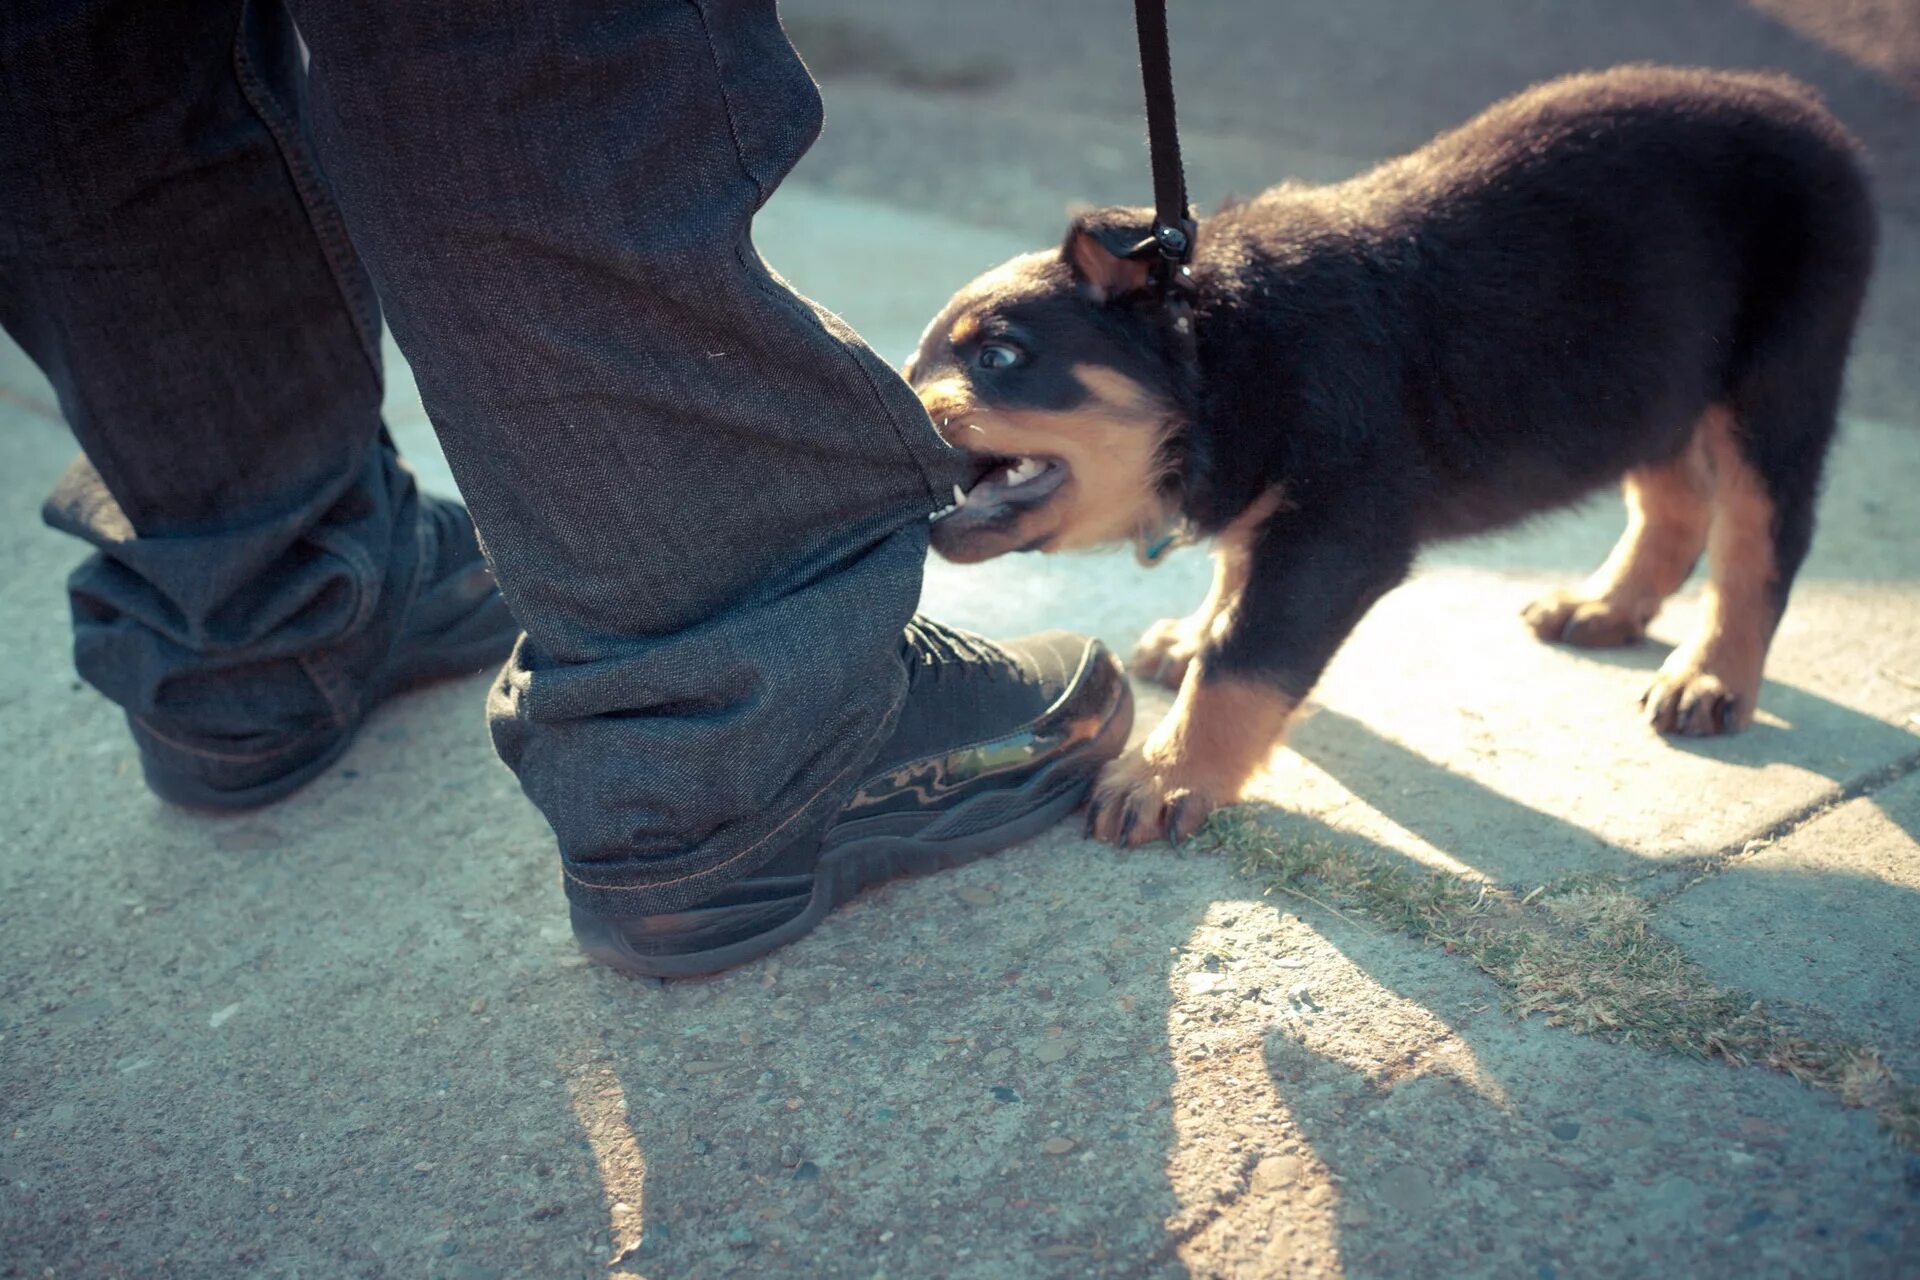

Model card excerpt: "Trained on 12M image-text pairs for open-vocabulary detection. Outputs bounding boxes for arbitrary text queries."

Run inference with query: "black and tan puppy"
[905,65,1875,847]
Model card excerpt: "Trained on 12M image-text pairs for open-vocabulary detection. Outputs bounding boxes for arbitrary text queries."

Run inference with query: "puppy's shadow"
[1288,697,1918,886]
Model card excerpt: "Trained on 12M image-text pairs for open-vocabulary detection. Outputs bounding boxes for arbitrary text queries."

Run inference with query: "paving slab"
[1663,770,1920,1074]
[7,748,1918,1277]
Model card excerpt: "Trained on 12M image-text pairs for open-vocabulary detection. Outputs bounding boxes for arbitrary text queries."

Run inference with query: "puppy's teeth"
[952,483,969,507]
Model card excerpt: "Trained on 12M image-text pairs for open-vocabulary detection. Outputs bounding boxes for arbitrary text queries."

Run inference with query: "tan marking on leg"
[1132,488,1287,689]
[1091,672,1298,847]
[1644,407,1775,735]
[1524,426,1713,647]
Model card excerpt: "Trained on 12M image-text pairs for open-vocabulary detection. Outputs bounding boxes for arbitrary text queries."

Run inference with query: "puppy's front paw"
[1131,617,1203,689]
[1086,746,1226,849]
[1521,588,1649,648]
[1088,675,1296,849]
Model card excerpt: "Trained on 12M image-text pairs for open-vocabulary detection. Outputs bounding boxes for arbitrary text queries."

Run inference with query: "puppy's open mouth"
[931,454,1068,525]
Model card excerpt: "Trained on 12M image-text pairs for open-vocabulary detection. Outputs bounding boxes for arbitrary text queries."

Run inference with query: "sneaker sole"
[570,709,1129,980]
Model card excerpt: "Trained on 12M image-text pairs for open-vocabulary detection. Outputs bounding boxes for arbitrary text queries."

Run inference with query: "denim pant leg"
[286,0,970,915]
[0,2,426,761]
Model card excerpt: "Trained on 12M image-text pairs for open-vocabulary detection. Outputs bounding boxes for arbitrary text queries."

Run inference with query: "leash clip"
[1123,215,1197,269]
[1150,216,1197,264]
[1123,214,1199,310]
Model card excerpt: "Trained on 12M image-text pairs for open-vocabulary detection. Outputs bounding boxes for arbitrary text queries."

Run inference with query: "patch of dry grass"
[1206,810,1920,1150]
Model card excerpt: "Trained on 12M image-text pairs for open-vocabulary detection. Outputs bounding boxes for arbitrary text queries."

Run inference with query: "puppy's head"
[907,208,1191,564]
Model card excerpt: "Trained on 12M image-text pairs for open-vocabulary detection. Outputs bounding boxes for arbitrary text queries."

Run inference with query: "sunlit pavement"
[6,9,1920,1275]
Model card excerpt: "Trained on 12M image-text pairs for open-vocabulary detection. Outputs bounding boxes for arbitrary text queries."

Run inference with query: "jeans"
[0,0,969,915]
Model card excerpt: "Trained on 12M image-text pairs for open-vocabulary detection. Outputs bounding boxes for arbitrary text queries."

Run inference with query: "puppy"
[905,65,1875,847]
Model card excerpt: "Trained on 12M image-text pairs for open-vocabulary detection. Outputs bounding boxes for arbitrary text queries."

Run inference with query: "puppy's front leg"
[1132,490,1286,689]
[1130,548,1244,689]
[1091,498,1414,846]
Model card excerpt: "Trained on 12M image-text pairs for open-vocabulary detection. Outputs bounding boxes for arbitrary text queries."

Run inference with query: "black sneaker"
[135,495,518,809]
[569,619,1133,978]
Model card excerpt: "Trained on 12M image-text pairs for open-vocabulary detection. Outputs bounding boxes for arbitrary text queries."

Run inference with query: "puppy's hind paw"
[1641,665,1755,736]
[1522,588,1649,649]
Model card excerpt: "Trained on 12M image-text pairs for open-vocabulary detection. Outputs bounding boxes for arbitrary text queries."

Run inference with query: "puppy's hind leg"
[1639,394,1832,734]
[1645,140,1867,735]
[1524,430,1712,648]
[1645,372,1841,735]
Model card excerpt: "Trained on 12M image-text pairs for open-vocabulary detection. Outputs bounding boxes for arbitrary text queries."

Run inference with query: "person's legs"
[5,0,1129,970]
[0,0,515,805]
[283,0,1025,916]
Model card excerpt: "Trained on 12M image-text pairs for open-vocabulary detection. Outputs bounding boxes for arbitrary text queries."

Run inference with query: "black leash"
[1125,0,1202,567]
[1125,0,1197,291]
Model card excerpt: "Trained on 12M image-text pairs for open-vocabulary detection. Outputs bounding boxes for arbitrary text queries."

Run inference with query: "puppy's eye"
[976,342,1023,370]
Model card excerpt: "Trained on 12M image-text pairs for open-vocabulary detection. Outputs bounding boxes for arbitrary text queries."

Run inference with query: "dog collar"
[1133,514,1197,568]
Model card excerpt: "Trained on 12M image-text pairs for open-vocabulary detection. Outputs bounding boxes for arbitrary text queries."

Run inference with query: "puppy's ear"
[1061,216,1154,304]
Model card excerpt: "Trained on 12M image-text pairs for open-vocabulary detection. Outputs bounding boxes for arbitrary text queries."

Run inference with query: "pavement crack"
[1651,743,1920,904]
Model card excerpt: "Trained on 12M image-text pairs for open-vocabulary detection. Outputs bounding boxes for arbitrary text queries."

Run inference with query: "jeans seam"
[229,2,384,374]
[305,487,431,728]
[685,0,950,506]
[684,0,772,208]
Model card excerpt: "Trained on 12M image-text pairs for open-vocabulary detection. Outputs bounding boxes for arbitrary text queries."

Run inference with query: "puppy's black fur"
[1182,67,1858,617]
[1120,67,1869,690]
[913,65,1875,843]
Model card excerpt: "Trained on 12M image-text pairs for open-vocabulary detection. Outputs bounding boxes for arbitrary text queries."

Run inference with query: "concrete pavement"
[6,4,1920,1276]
